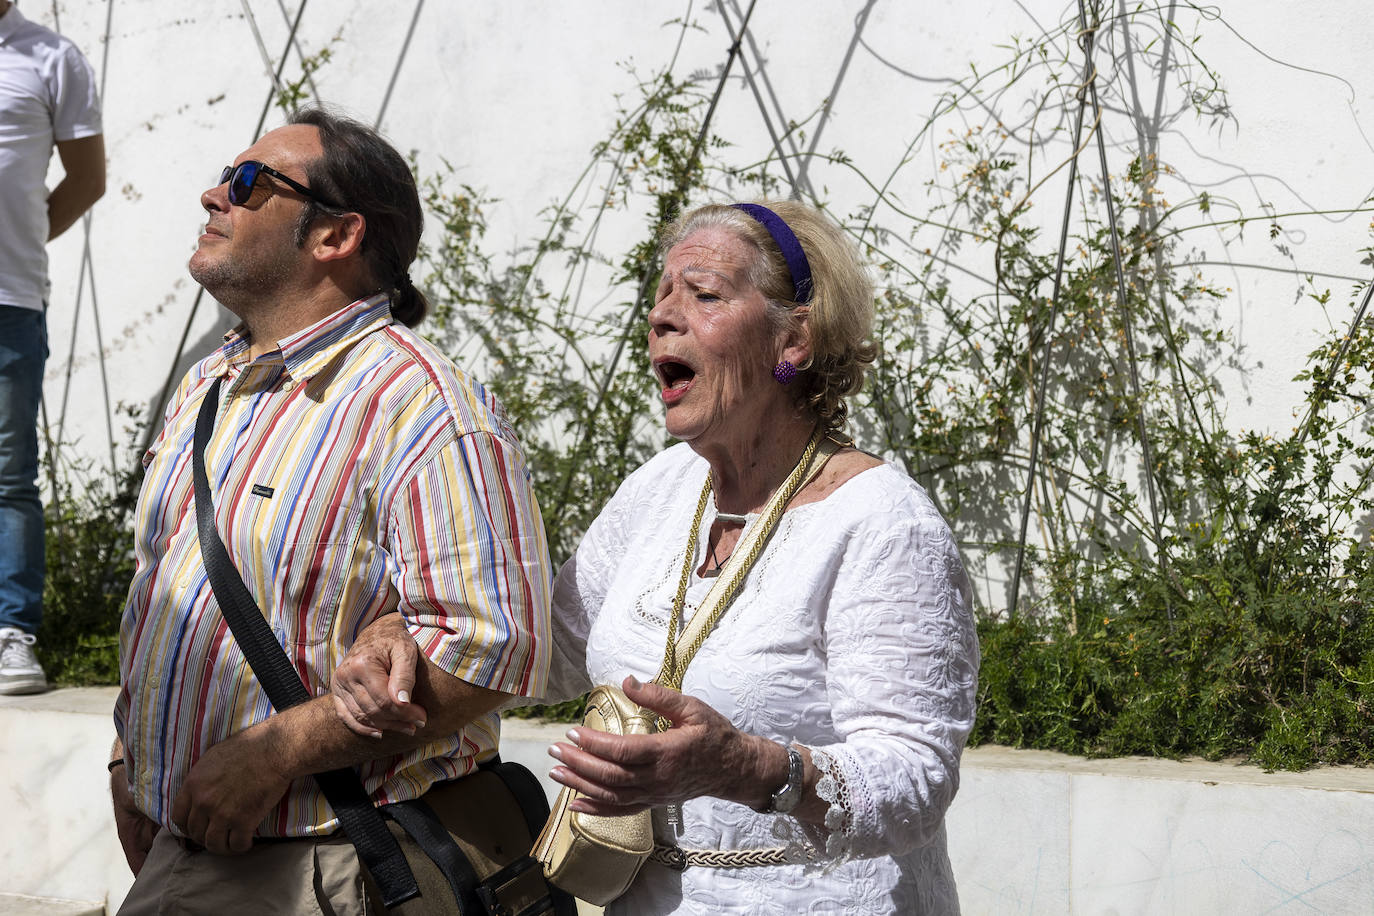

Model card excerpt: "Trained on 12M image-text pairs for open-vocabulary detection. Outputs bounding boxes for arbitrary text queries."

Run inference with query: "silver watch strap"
[765,745,805,814]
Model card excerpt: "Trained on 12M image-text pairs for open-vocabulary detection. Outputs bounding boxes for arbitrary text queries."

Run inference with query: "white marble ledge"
[960,743,1374,793]
[0,685,119,716]
[0,687,129,911]
[0,893,105,915]
[5,687,1373,792]
[951,745,1374,914]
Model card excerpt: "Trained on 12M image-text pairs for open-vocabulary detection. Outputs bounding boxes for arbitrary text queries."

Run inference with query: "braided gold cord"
[654,479,714,691]
[649,843,811,870]
[652,423,828,713]
[674,426,825,677]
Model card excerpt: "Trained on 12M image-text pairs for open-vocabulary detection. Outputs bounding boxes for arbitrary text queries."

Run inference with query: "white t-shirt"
[545,443,981,914]
[0,3,102,310]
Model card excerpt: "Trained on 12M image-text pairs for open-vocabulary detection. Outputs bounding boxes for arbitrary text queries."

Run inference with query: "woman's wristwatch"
[763,745,805,814]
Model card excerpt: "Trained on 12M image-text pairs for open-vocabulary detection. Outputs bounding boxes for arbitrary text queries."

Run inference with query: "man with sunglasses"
[0,0,105,695]
[109,107,553,912]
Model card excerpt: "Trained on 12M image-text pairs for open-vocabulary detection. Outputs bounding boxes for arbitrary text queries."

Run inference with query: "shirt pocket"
[242,500,377,650]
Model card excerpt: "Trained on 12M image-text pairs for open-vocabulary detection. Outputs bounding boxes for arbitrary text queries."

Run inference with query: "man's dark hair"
[288,107,428,327]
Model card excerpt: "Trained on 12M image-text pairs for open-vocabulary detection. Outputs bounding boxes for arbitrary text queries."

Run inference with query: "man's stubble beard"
[189,239,300,318]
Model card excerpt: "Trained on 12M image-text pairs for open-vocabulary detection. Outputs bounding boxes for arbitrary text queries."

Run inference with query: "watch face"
[771,788,802,814]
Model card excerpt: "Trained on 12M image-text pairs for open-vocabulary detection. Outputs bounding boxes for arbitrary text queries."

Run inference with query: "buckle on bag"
[476,885,511,916]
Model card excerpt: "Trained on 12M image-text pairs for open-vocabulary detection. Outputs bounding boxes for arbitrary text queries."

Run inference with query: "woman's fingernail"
[370,730,383,740]
[397,690,410,704]
[565,728,581,745]
[415,720,426,730]
[548,744,563,761]
[626,675,641,689]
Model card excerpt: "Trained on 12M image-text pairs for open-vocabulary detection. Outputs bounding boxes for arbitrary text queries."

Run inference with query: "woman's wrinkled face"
[648,226,790,448]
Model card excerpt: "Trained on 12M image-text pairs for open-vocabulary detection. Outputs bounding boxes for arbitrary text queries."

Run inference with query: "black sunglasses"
[218,160,342,210]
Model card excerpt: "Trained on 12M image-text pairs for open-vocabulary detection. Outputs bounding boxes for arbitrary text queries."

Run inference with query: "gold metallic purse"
[532,684,658,905]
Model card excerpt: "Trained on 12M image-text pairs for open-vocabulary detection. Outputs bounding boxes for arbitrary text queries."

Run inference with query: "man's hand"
[169,723,290,855]
[167,645,505,855]
[110,761,160,875]
[331,612,429,738]
[159,621,506,855]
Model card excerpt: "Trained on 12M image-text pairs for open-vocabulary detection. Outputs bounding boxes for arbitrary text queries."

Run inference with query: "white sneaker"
[0,627,48,695]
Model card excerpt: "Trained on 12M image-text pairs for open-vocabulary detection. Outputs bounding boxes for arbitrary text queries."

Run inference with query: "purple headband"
[730,203,814,304]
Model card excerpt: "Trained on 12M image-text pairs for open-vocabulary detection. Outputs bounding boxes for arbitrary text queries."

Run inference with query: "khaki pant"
[119,776,554,915]
[119,822,469,915]
[119,829,380,915]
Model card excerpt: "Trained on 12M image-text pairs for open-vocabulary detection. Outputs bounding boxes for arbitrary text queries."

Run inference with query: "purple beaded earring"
[772,360,798,385]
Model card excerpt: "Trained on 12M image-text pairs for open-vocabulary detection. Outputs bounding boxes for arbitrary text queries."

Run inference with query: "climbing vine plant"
[414,1,1374,767]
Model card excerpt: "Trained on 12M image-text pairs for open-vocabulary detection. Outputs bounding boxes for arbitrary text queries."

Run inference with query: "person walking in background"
[0,0,106,694]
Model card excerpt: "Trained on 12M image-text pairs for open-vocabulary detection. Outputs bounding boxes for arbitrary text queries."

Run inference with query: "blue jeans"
[0,305,47,634]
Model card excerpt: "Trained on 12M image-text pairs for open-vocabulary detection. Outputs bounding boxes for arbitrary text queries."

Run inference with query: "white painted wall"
[30,0,1373,495]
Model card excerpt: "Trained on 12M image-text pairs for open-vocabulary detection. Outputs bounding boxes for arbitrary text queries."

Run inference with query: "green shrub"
[973,543,1374,769]
[37,430,142,686]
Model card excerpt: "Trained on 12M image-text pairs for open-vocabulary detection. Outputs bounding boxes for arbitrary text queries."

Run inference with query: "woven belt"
[649,843,810,871]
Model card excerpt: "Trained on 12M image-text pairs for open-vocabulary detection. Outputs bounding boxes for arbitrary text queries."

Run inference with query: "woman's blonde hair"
[659,200,876,430]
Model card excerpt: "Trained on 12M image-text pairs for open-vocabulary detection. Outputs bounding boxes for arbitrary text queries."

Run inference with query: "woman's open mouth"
[654,358,696,404]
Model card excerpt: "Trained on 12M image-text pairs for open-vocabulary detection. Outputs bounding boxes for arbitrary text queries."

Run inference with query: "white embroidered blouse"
[542,443,980,914]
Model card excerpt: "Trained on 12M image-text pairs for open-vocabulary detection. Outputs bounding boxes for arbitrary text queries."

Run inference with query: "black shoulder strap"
[488,762,580,916]
[488,760,553,841]
[191,376,420,909]
[384,799,483,913]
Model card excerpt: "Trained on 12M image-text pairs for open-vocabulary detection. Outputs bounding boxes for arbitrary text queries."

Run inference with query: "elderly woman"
[335,200,979,913]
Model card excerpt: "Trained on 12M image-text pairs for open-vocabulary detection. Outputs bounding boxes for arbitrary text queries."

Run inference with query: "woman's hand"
[547,676,789,816]
[330,612,428,738]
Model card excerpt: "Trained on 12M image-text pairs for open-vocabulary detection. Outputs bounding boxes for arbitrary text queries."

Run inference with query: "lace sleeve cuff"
[764,744,864,871]
[811,745,864,862]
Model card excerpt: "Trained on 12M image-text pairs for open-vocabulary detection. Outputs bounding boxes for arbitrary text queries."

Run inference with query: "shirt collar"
[0,4,28,45]
[206,294,394,381]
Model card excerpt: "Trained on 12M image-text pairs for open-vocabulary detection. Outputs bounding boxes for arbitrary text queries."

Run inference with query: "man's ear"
[309,211,367,264]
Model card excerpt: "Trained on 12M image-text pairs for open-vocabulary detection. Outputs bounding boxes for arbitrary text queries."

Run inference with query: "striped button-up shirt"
[115,294,551,837]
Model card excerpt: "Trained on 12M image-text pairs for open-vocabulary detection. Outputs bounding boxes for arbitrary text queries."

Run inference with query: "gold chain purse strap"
[651,423,839,702]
